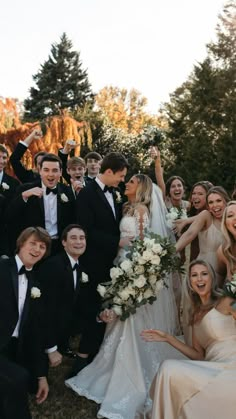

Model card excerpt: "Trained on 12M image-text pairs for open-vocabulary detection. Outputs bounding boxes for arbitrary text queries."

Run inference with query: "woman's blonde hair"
[123,174,153,215]
[221,201,236,274]
[187,259,223,325]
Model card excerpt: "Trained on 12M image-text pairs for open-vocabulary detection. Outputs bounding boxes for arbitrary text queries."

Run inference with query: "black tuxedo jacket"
[76,179,122,282]
[9,142,40,183]
[6,180,75,246]
[0,257,47,378]
[38,251,86,349]
[0,172,20,255]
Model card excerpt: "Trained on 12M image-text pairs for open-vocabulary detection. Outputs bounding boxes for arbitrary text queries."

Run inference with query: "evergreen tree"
[163,1,236,192]
[24,33,94,121]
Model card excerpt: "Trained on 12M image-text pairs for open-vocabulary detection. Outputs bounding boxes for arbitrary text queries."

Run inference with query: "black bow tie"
[103,185,114,193]
[46,186,58,195]
[18,265,33,280]
[72,263,79,271]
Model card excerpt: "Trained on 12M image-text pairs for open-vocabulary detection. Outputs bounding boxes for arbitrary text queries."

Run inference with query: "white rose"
[149,274,157,286]
[97,284,107,297]
[143,238,155,247]
[152,243,163,254]
[1,182,9,190]
[110,267,123,280]
[138,257,146,265]
[31,287,41,299]
[112,305,123,316]
[142,250,153,261]
[113,296,123,304]
[61,193,69,202]
[135,265,145,275]
[134,275,146,288]
[151,255,161,265]
[166,219,173,229]
[81,272,89,283]
[118,288,130,301]
[144,289,154,299]
[120,260,133,273]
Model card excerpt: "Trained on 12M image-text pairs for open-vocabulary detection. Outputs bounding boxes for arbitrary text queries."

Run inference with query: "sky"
[0,0,225,113]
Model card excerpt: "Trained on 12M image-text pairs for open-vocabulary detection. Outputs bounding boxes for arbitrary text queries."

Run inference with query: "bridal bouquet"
[166,207,188,229]
[223,276,236,310]
[97,232,181,320]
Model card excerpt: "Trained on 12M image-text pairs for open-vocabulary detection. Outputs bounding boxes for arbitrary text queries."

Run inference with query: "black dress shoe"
[66,356,88,379]
[61,348,79,359]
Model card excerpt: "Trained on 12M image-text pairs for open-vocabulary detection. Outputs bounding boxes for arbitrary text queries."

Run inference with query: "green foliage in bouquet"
[223,277,236,310]
[97,232,182,321]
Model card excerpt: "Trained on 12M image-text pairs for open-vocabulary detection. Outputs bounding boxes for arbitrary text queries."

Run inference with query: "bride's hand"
[119,236,134,248]
[99,309,117,323]
[140,329,169,342]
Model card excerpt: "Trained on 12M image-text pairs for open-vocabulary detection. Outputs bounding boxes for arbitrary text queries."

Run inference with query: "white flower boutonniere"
[81,272,89,283]
[31,287,41,299]
[61,193,69,203]
[1,182,9,190]
[115,191,122,203]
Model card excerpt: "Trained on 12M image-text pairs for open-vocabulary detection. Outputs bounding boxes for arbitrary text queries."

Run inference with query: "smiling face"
[67,165,85,181]
[169,179,184,202]
[207,192,226,220]
[191,185,207,211]
[62,228,86,260]
[225,203,236,239]
[190,263,212,299]
[124,176,139,200]
[18,234,47,268]
[86,158,100,177]
[39,161,62,189]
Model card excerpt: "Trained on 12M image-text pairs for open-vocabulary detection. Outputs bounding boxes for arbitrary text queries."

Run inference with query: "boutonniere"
[31,287,41,299]
[81,272,89,283]
[1,182,9,191]
[115,191,122,203]
[61,193,69,203]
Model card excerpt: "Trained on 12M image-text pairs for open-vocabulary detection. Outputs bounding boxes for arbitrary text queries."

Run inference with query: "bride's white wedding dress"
[66,187,183,419]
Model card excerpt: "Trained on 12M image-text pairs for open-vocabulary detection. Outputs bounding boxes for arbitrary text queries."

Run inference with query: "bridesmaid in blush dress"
[141,259,236,419]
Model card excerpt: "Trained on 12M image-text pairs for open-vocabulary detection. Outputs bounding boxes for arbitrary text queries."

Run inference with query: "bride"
[66,174,183,419]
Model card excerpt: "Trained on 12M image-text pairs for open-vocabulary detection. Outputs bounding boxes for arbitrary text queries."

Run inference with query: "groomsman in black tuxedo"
[6,154,75,255]
[84,151,102,183]
[0,226,51,419]
[0,144,20,255]
[73,152,129,373]
[9,128,46,183]
[38,224,88,368]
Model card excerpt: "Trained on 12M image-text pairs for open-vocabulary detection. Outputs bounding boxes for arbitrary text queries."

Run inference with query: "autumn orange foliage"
[0,106,92,176]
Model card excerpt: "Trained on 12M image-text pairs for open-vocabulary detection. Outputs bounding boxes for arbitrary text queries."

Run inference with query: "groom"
[71,152,129,375]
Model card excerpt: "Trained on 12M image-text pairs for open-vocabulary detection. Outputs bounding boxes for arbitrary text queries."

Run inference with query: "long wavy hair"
[186,259,223,325]
[221,201,236,274]
[123,174,153,216]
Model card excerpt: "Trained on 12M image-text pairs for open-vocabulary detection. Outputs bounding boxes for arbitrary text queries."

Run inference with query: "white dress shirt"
[42,183,58,237]
[95,177,116,218]
[12,255,32,338]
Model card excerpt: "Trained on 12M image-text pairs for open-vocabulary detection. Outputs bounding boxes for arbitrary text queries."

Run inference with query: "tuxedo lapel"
[18,280,32,337]
[95,182,117,221]
[9,259,18,304]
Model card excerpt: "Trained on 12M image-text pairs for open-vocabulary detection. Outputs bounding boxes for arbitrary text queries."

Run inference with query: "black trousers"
[0,355,31,419]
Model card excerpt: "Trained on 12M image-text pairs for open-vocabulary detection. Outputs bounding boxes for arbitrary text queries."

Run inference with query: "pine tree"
[24,33,94,121]
[163,1,236,192]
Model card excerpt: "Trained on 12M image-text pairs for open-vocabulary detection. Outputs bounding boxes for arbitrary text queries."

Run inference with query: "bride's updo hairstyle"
[123,174,153,215]
[186,259,223,325]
